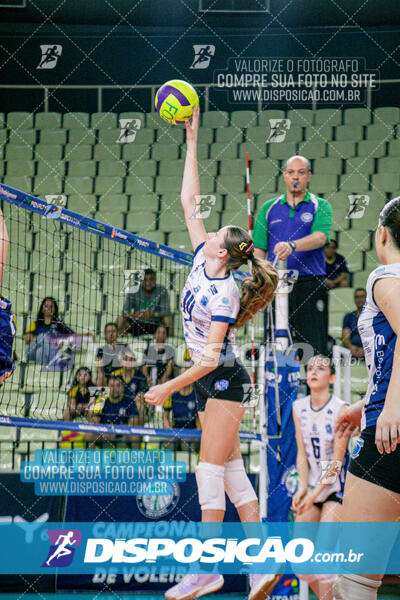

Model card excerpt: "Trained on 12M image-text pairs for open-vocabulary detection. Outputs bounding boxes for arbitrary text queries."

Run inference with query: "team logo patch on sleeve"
[200,296,209,306]
[222,297,229,304]
[215,379,229,391]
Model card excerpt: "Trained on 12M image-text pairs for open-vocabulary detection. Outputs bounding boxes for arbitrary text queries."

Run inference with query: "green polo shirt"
[253,190,332,276]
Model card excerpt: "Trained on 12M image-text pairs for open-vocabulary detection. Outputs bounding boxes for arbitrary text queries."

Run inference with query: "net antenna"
[245,152,258,432]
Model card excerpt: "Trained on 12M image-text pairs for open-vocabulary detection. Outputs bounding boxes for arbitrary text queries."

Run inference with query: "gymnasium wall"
[0,22,400,114]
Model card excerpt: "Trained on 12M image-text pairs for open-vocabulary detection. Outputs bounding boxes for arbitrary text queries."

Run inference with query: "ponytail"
[222,225,278,329]
[235,255,278,329]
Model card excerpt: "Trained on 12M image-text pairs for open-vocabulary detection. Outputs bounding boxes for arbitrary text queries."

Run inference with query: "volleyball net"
[0,184,264,452]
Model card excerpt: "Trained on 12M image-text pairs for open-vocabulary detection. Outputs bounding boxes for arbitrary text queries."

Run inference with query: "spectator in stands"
[342,288,366,359]
[61,366,95,448]
[95,322,130,386]
[142,324,175,388]
[116,268,172,337]
[254,155,332,355]
[25,297,73,365]
[114,350,148,426]
[324,240,350,289]
[85,374,141,449]
[163,362,199,431]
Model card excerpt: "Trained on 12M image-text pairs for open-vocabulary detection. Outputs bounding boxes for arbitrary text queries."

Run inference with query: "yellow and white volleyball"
[155,80,199,125]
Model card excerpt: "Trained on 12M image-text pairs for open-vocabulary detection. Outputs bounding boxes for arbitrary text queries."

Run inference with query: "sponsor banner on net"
[20,449,186,496]
[214,57,379,104]
[1,522,399,574]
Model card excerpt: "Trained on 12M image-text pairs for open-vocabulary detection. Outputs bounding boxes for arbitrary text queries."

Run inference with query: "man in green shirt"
[116,268,172,337]
[253,155,333,355]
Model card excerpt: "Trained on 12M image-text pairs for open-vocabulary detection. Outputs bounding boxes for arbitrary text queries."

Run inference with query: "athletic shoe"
[248,573,282,600]
[165,573,224,600]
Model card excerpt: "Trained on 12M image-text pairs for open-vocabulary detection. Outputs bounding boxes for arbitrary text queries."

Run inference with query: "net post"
[275,258,289,352]
[258,342,267,519]
[333,345,351,404]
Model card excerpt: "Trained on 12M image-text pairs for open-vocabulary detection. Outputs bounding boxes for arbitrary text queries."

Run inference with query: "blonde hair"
[223,226,278,329]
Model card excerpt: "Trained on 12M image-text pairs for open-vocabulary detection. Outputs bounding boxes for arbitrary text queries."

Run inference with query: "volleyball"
[155,79,199,124]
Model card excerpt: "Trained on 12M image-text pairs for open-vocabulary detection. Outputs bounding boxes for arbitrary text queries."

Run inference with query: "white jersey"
[293,395,349,503]
[180,242,240,364]
[358,263,400,431]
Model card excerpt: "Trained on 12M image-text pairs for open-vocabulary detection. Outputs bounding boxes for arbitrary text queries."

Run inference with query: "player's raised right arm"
[0,207,9,287]
[181,106,207,252]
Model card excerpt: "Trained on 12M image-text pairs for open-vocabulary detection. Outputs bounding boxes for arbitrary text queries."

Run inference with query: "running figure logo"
[116,118,142,144]
[42,529,82,567]
[190,45,215,69]
[346,194,370,219]
[37,45,62,70]
[191,195,216,219]
[267,119,291,143]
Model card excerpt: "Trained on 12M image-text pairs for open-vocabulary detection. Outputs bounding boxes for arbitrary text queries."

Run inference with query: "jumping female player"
[292,355,349,600]
[145,106,279,600]
[333,196,400,599]
[0,206,16,385]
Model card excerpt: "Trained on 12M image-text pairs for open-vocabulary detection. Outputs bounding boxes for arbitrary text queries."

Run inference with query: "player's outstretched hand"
[144,382,170,407]
[185,105,199,145]
[334,400,363,438]
[375,405,400,454]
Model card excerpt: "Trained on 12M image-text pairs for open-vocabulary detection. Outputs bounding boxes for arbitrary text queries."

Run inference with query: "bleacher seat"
[314,108,342,126]
[9,129,36,145]
[5,144,33,161]
[68,160,96,177]
[297,141,326,159]
[6,160,35,176]
[35,143,63,161]
[7,112,34,130]
[374,106,400,124]
[91,112,118,129]
[327,141,356,158]
[63,112,90,129]
[343,108,371,126]
[37,160,65,176]
[64,144,93,161]
[286,109,314,126]
[357,140,386,158]
[336,125,364,141]
[202,111,229,128]
[258,110,285,126]
[231,110,257,128]
[304,125,333,141]
[40,129,67,145]
[93,143,121,161]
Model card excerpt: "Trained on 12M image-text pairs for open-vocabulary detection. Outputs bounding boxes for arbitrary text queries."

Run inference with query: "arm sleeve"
[252,201,271,251]
[311,198,332,242]
[209,286,240,324]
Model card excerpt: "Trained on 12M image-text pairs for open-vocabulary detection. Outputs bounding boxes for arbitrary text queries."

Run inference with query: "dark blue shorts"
[194,359,251,412]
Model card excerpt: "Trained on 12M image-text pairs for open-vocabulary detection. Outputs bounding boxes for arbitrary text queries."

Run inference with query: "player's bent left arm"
[373,278,400,454]
[144,320,230,406]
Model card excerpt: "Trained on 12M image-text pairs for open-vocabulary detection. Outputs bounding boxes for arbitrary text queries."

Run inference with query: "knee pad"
[333,574,381,600]
[224,459,258,508]
[195,462,226,511]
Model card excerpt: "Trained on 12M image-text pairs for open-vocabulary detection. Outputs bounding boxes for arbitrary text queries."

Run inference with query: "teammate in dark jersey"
[334,196,400,600]
[0,207,16,385]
